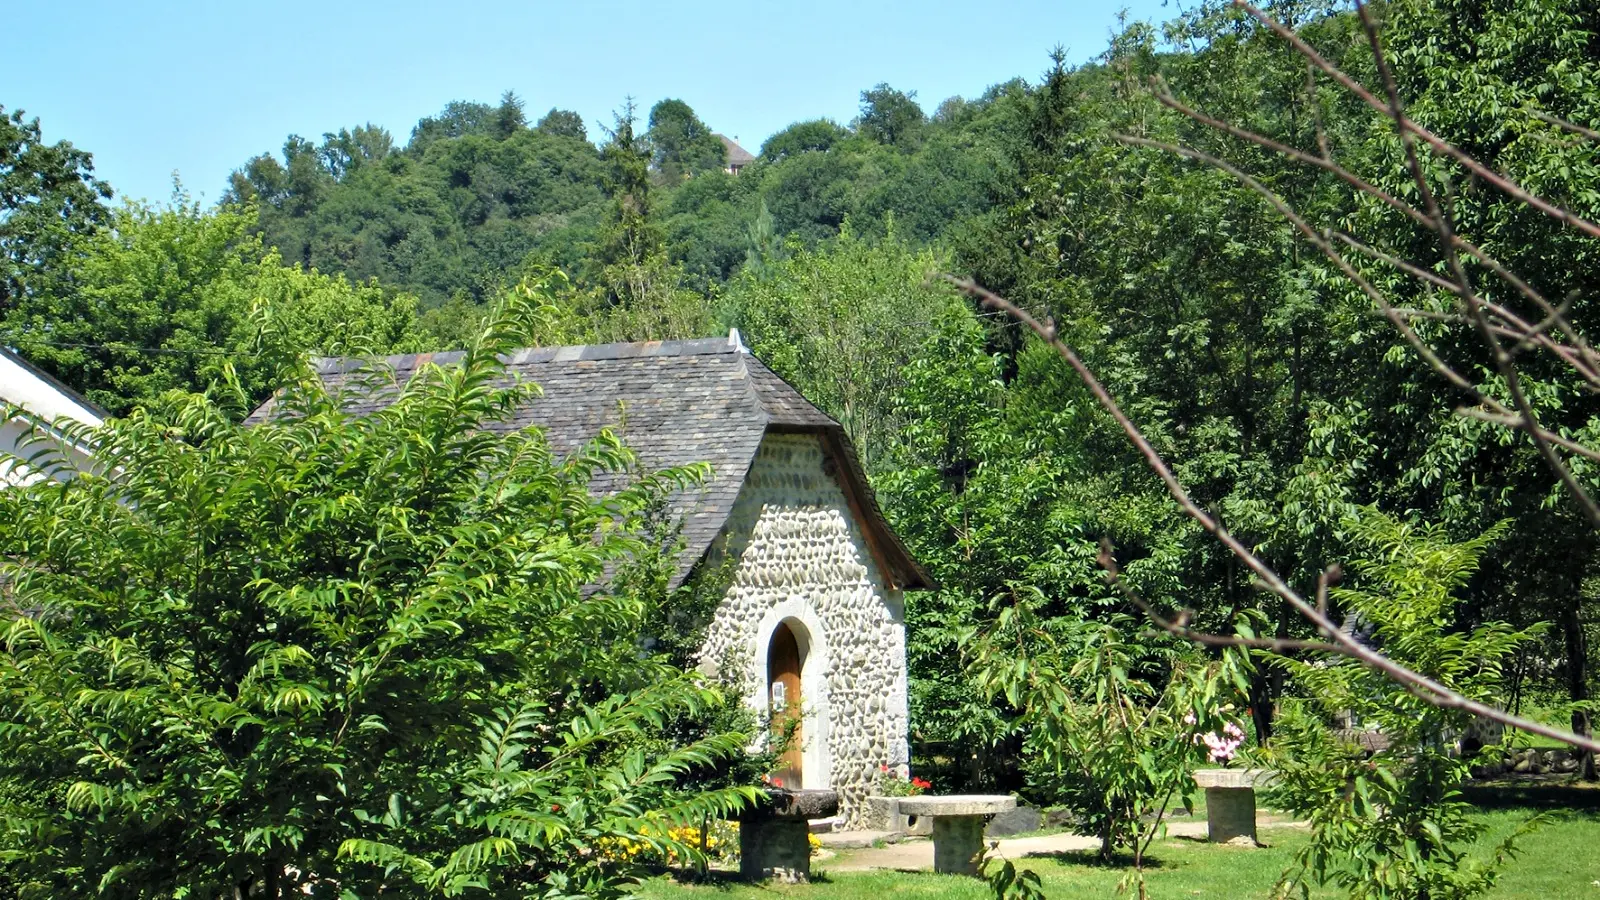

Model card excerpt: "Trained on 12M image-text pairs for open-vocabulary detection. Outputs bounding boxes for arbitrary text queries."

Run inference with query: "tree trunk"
[1561,602,1597,781]
[1249,666,1275,744]
[1249,611,1292,744]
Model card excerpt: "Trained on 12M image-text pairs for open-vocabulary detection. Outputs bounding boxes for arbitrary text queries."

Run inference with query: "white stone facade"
[699,432,909,826]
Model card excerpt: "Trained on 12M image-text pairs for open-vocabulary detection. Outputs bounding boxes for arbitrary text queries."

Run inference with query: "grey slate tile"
[249,336,931,591]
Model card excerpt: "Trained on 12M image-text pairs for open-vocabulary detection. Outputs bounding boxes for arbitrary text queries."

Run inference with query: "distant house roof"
[716,134,756,168]
[246,333,932,592]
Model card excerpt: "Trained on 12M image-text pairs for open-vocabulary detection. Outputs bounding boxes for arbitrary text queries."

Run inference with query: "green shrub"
[0,299,754,898]
[1265,510,1540,900]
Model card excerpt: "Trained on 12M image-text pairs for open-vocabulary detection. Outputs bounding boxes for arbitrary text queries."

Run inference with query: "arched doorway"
[767,621,804,787]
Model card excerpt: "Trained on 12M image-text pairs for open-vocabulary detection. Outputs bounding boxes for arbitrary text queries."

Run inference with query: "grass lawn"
[631,809,1600,899]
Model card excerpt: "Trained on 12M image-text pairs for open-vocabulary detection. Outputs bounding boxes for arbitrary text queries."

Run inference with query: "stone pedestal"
[896,795,1017,875]
[738,789,839,883]
[1192,769,1269,846]
[930,815,986,874]
[740,817,812,882]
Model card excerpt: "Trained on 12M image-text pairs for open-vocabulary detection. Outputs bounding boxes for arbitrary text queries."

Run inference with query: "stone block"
[747,788,839,820]
[863,796,932,836]
[896,794,1016,817]
[1191,768,1271,789]
[932,815,987,875]
[739,817,813,883]
[986,806,1043,837]
[1192,770,1266,846]
[1044,807,1077,828]
[1204,788,1257,845]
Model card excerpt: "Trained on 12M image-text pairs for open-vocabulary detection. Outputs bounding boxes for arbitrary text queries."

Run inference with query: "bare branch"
[1528,108,1600,145]
[1098,540,1344,655]
[1315,565,1340,618]
[1154,77,1600,381]
[948,275,1600,755]
[1236,0,1600,243]
[1131,23,1600,526]
[1116,134,1481,396]
[1354,0,1600,528]
[1454,407,1600,463]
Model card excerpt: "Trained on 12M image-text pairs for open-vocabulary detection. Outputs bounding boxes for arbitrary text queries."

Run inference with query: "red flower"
[770,777,783,788]
[550,804,561,813]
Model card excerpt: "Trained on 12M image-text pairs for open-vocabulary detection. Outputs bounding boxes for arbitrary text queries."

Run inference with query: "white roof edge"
[0,349,104,428]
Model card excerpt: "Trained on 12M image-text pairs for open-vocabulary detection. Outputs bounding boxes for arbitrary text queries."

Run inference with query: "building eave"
[763,421,936,592]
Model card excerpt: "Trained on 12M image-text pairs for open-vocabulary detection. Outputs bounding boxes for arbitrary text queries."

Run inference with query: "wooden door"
[767,622,803,788]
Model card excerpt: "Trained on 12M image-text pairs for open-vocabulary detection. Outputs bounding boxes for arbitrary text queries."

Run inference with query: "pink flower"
[1198,722,1245,763]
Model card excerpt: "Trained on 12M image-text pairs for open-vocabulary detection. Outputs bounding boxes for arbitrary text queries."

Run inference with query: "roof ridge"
[313,334,740,375]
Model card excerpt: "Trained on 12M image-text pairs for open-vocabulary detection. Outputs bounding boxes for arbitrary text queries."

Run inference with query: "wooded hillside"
[4,0,1599,792]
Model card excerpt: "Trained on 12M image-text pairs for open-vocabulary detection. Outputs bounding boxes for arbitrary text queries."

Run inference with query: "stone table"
[1191,768,1271,846]
[737,789,838,882]
[895,795,1017,875]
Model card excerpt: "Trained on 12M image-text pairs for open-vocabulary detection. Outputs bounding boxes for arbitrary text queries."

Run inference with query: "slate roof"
[247,332,931,592]
[716,134,756,167]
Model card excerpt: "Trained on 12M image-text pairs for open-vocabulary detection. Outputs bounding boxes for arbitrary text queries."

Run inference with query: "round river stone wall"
[698,433,910,828]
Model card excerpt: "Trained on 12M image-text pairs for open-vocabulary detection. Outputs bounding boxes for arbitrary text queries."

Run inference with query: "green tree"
[877,309,1194,790]
[493,90,527,140]
[536,108,588,141]
[0,302,755,898]
[971,607,1251,892]
[759,119,851,160]
[408,100,496,152]
[661,167,758,286]
[646,99,726,181]
[856,84,927,150]
[0,105,113,312]
[956,11,1388,743]
[2,198,427,415]
[722,224,962,466]
[1356,0,1600,771]
[741,199,785,279]
[1266,512,1538,900]
[597,102,660,278]
[317,124,393,179]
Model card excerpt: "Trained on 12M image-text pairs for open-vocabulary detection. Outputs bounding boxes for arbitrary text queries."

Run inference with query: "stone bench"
[1191,768,1272,846]
[737,789,838,882]
[894,794,1016,875]
[863,795,934,836]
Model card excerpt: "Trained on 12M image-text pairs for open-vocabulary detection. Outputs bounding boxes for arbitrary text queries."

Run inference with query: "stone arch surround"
[753,603,832,790]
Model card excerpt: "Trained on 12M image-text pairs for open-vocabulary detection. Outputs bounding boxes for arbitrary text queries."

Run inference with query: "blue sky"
[11,0,1174,206]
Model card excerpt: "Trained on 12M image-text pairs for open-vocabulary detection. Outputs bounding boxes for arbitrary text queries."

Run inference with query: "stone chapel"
[254,331,932,825]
